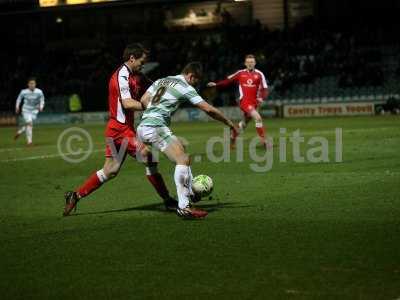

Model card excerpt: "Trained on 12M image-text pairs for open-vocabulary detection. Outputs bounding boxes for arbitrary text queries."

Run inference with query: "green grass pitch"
[0,116,400,299]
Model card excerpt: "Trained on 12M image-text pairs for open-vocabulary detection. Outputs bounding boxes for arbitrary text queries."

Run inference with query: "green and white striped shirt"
[139,75,204,127]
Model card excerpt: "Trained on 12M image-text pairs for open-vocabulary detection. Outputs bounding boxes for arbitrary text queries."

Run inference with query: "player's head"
[244,54,256,71]
[27,77,36,91]
[123,43,149,72]
[182,62,203,86]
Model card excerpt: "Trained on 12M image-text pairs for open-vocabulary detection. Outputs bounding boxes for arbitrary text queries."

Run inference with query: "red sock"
[256,125,266,143]
[76,172,103,198]
[147,173,170,200]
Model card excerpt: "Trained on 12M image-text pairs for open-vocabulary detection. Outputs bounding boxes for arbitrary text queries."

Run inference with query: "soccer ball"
[192,175,213,198]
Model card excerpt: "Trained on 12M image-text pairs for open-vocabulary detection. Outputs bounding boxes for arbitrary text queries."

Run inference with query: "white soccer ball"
[192,175,213,198]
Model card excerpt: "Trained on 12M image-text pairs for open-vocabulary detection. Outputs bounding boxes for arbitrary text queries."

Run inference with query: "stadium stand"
[1,15,399,113]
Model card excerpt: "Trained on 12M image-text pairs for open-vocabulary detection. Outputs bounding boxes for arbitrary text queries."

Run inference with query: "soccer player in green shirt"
[138,62,238,219]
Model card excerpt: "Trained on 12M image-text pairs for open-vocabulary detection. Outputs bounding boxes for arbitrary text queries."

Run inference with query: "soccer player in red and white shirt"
[63,43,177,216]
[208,54,270,148]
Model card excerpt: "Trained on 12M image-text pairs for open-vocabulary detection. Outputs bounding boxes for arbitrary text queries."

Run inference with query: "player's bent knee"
[250,110,262,121]
[139,147,151,163]
[176,153,190,165]
[172,147,190,165]
[254,115,262,123]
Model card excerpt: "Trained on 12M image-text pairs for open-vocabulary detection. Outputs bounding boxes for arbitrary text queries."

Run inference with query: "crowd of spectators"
[0,15,397,112]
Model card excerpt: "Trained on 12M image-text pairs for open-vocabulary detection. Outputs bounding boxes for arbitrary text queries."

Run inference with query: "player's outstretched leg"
[138,145,178,211]
[250,110,271,149]
[164,140,208,219]
[231,115,251,149]
[238,121,246,133]
[230,127,239,149]
[238,114,251,133]
[145,163,178,211]
[14,125,26,141]
[26,123,33,145]
[63,157,121,216]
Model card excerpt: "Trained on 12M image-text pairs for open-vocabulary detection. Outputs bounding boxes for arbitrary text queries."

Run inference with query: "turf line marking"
[295,127,397,136]
[0,142,104,153]
[0,148,25,152]
[0,144,69,152]
[0,127,396,152]
[0,149,104,163]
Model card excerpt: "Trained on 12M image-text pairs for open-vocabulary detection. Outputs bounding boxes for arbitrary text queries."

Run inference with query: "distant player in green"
[14,77,45,145]
[138,62,238,219]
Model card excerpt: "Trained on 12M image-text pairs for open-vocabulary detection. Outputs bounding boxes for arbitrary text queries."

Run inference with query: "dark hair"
[27,77,36,83]
[123,43,148,61]
[245,54,256,60]
[181,62,203,78]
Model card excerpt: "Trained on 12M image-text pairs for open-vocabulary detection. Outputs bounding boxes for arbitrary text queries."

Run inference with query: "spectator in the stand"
[1,17,395,112]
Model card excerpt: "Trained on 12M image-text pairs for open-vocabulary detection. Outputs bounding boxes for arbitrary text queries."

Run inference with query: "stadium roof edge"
[0,0,213,16]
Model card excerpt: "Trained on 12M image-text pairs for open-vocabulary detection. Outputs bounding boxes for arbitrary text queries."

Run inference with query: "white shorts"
[22,109,39,123]
[137,125,176,152]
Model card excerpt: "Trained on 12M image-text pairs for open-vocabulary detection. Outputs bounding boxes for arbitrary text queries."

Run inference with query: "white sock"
[255,121,263,128]
[17,126,26,135]
[187,166,194,196]
[239,121,247,132]
[174,164,192,209]
[26,125,32,144]
[96,169,108,183]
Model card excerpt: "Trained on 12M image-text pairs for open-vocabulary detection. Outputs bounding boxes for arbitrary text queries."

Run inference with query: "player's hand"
[257,97,263,104]
[15,107,20,114]
[39,107,44,112]
[207,82,216,88]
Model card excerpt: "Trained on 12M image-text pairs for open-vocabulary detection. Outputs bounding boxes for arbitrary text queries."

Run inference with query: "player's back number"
[152,86,167,105]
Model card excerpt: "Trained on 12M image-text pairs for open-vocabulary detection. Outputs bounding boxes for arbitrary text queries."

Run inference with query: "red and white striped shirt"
[107,64,142,131]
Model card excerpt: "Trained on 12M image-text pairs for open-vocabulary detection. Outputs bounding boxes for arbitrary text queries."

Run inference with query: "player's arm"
[118,72,143,111]
[257,71,269,103]
[121,98,142,111]
[39,91,45,112]
[121,98,143,111]
[140,91,151,110]
[140,82,157,110]
[15,91,23,114]
[207,70,240,89]
[185,87,236,130]
[257,87,269,103]
[195,101,237,131]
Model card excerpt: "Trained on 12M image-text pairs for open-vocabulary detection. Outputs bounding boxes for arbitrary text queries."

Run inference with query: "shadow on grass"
[74,201,251,217]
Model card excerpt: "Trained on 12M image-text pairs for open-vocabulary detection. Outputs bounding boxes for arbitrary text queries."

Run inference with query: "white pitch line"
[0,141,105,153]
[0,143,66,152]
[1,127,397,160]
[0,149,104,163]
[291,127,397,136]
[0,147,25,152]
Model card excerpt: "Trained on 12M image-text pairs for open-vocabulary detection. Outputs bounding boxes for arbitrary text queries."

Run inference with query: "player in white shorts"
[138,62,238,219]
[14,78,45,145]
